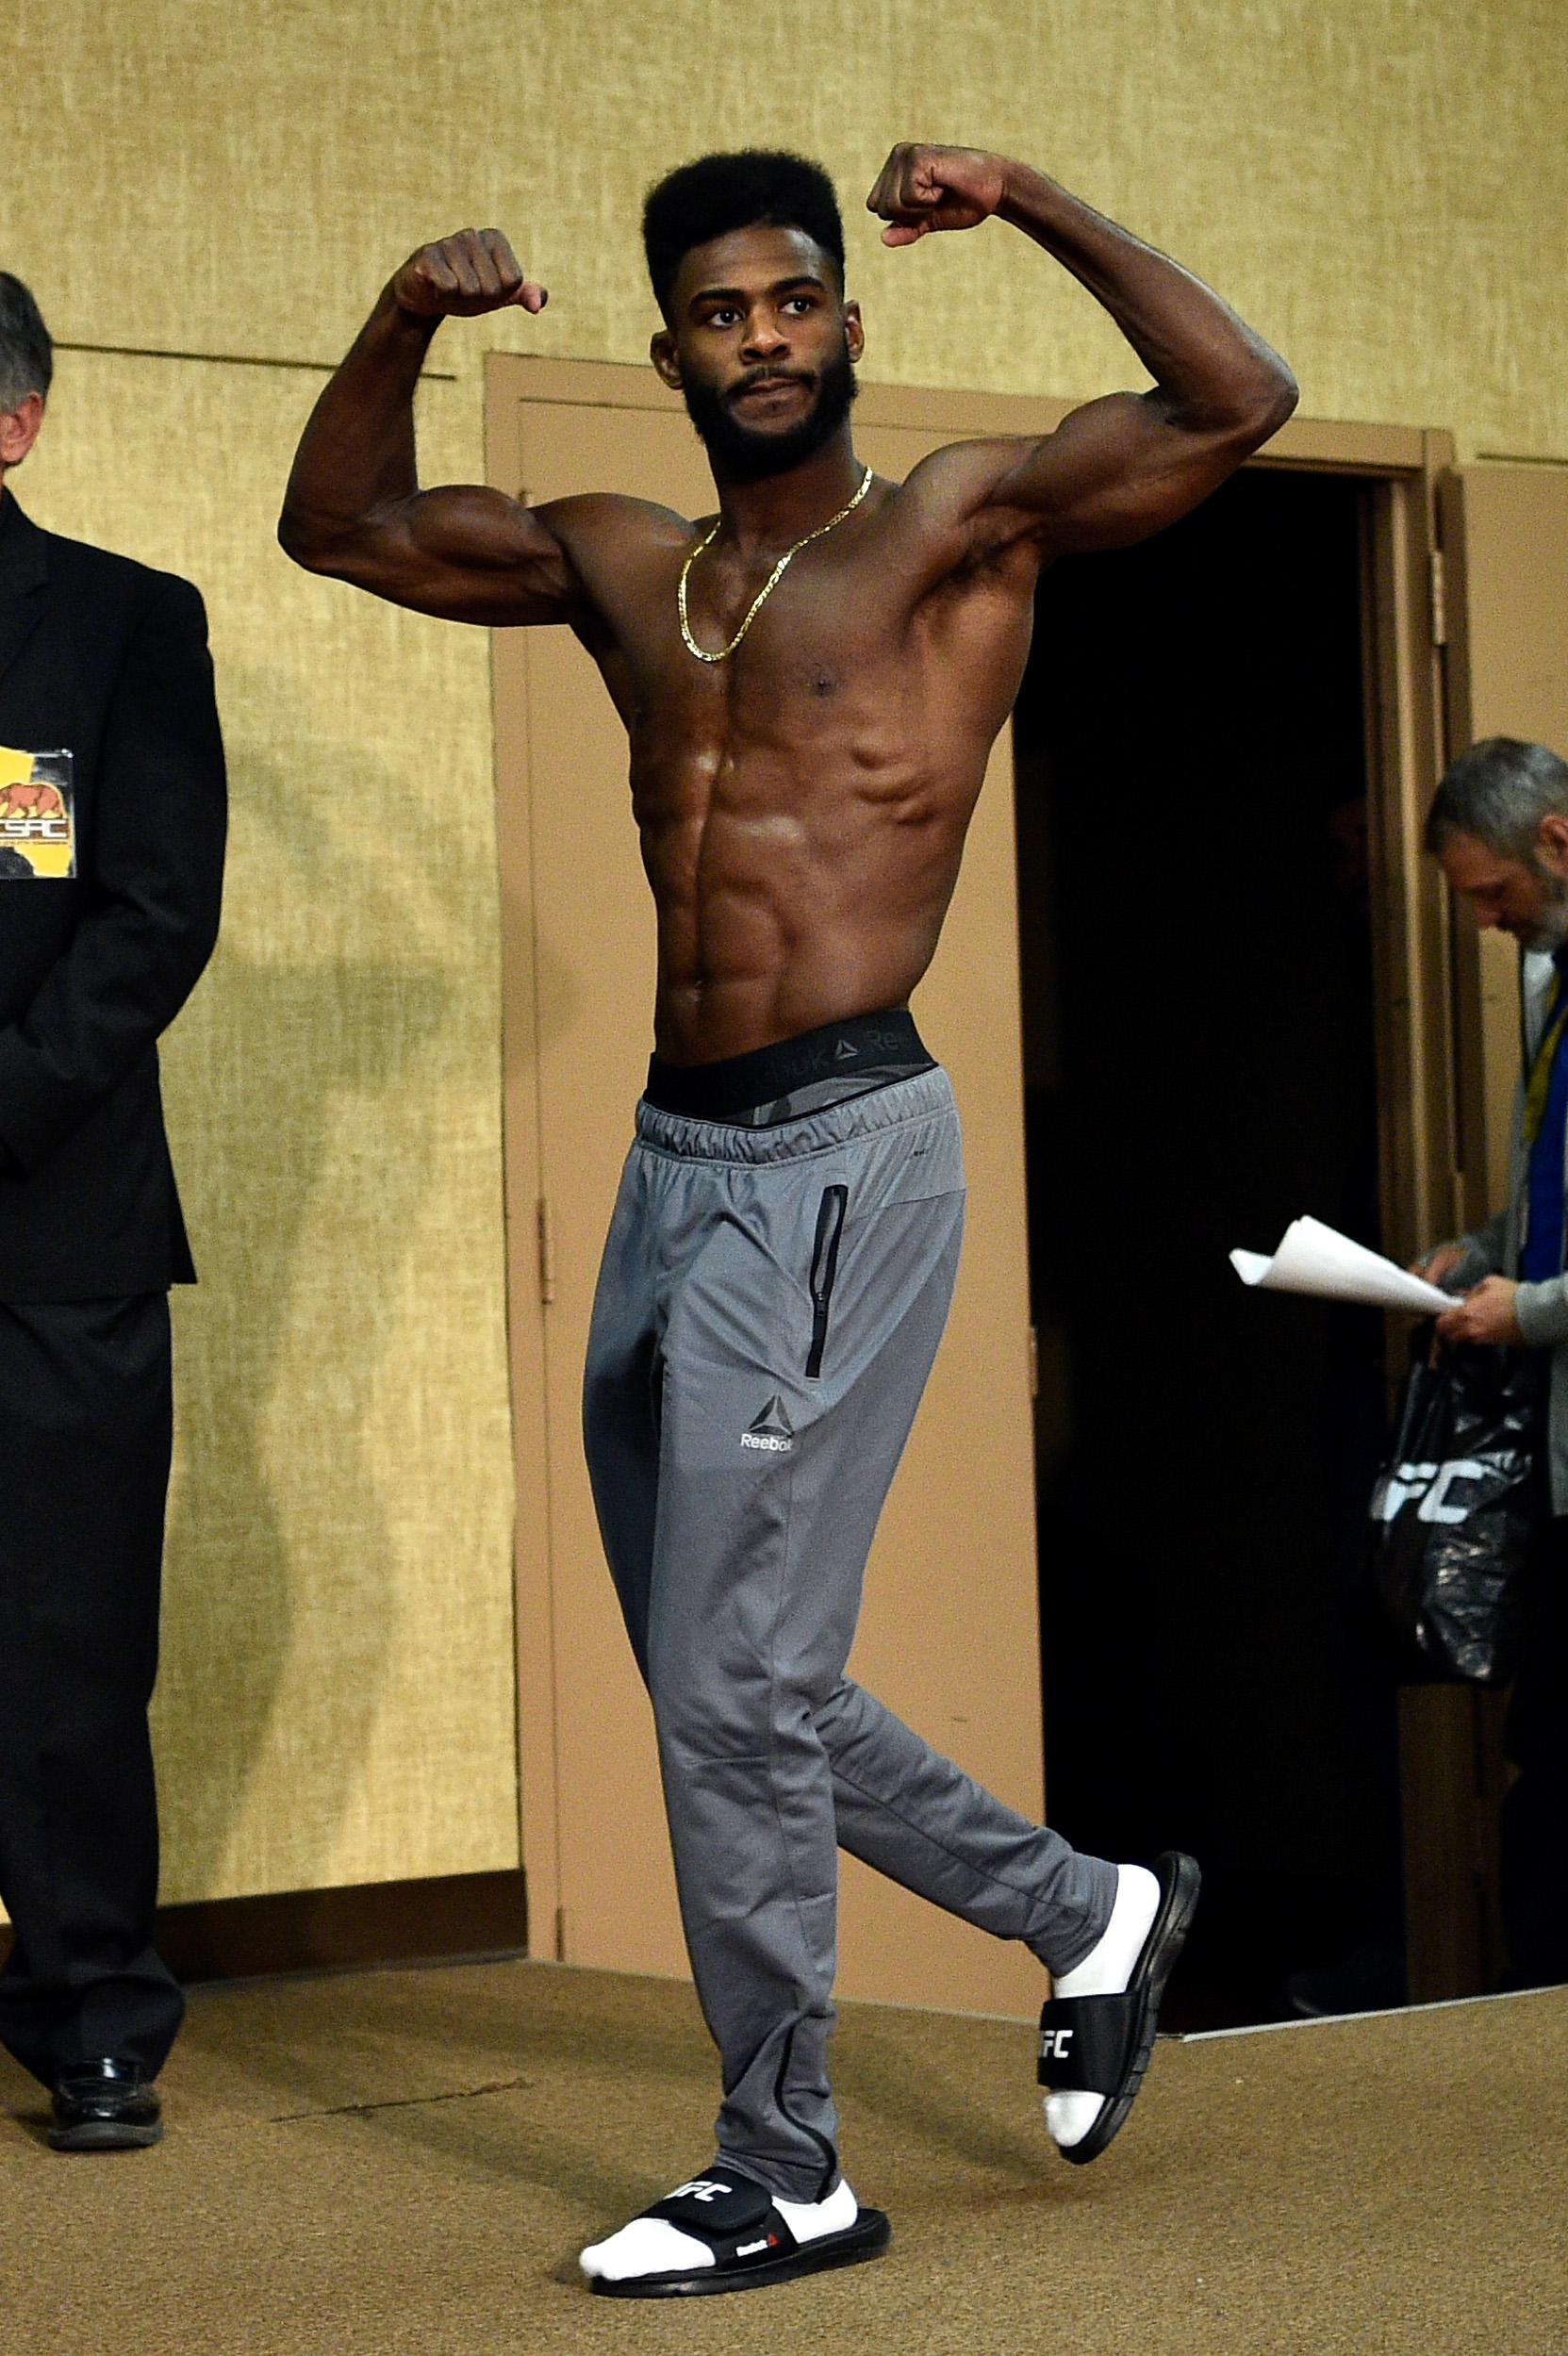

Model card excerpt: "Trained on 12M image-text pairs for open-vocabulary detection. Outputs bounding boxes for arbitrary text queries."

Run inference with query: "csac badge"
[0,747,75,879]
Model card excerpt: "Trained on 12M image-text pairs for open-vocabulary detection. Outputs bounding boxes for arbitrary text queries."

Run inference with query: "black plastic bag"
[1367,1339,1543,1685]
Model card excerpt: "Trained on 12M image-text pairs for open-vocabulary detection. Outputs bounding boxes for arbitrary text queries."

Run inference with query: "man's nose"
[739,311,790,360]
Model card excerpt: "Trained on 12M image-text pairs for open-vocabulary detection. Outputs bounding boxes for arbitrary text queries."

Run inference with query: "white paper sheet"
[1229,1214,1457,1315]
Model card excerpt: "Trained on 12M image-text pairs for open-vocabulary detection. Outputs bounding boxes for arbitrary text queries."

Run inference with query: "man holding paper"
[1420,735,1568,1990]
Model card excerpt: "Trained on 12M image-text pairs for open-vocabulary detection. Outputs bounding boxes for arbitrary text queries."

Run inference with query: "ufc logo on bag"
[1372,1458,1489,1525]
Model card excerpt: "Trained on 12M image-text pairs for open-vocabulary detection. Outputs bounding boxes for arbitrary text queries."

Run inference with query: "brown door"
[487,360,1045,2013]
[1398,462,1568,2001]
[1445,465,1568,1204]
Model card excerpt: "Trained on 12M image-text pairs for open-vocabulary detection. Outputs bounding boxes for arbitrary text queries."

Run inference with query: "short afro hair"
[643,150,846,321]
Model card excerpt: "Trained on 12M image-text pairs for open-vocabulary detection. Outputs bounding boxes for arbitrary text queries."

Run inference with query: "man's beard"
[682,342,858,483]
[1525,872,1568,953]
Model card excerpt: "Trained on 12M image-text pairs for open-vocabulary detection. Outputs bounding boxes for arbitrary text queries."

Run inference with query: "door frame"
[486,355,1473,1995]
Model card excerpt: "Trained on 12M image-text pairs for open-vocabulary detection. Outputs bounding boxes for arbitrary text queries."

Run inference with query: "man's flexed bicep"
[279,227,588,626]
[977,383,1279,559]
[869,145,1297,563]
[295,478,588,627]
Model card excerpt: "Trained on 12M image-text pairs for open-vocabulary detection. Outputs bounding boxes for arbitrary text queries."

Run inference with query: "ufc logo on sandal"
[1040,2029,1075,2060]
[669,2179,732,2202]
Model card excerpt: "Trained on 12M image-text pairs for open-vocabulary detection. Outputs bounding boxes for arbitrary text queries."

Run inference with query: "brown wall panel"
[1453,467,1568,1214]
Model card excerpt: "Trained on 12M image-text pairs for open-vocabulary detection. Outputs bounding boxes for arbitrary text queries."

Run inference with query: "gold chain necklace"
[678,466,874,664]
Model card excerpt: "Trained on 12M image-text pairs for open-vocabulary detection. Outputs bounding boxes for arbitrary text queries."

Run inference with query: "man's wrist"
[380,283,444,339]
[1515,1278,1568,1349]
[994,159,1074,238]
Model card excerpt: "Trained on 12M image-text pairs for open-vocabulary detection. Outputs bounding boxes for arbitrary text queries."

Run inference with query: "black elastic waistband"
[645,1008,933,1123]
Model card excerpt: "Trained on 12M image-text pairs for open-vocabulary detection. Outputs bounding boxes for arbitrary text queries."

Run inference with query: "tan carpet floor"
[0,1958,1562,2356]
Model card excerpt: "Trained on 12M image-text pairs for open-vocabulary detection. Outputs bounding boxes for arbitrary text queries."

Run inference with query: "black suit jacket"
[0,490,226,1300]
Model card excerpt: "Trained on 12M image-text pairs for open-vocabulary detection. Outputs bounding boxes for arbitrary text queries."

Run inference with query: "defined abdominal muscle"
[652,890,949,1065]
[632,733,982,1063]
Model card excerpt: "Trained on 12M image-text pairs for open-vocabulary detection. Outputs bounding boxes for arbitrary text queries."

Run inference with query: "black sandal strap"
[645,2168,796,2258]
[1036,1990,1145,2092]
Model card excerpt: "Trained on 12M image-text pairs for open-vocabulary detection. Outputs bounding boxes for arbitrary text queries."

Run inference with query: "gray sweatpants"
[583,1065,1116,2202]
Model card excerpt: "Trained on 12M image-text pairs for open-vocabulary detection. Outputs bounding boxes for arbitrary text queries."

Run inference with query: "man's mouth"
[729,372,813,408]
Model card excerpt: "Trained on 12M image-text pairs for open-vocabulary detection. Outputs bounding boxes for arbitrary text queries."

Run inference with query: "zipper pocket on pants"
[806,1185,849,1378]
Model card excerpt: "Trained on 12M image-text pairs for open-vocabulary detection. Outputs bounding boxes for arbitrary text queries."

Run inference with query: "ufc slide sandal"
[1036,1848,1201,2166]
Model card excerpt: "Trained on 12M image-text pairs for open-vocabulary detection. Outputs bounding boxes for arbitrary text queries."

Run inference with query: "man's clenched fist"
[391,229,547,320]
[1435,1275,1525,1348]
[867,145,1009,245]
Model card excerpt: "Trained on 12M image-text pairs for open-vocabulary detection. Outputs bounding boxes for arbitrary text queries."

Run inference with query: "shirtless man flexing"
[280,144,1296,2298]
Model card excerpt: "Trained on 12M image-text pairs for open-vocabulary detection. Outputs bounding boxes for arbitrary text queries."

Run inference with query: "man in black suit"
[0,273,226,2149]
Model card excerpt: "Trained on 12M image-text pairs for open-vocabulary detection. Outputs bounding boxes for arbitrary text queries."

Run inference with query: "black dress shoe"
[47,2060,163,2151]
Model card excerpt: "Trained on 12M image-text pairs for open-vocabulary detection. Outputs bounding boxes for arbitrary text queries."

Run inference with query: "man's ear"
[844,301,864,364]
[0,392,45,470]
[651,329,682,391]
[1537,812,1568,877]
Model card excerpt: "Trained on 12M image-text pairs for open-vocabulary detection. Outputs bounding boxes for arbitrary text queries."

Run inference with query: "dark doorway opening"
[1015,467,1401,2028]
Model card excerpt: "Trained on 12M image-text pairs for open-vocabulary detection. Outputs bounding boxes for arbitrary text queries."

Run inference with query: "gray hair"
[0,273,53,411]
[1425,735,1568,863]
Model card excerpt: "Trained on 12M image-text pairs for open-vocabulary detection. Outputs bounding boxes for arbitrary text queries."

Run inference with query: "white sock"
[579,2177,856,2282]
[580,2217,713,2282]
[773,2179,857,2244]
[1044,1863,1161,2150]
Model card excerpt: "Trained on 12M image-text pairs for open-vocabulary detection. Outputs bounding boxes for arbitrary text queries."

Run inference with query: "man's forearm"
[281,230,544,582]
[996,161,1296,432]
[279,289,438,564]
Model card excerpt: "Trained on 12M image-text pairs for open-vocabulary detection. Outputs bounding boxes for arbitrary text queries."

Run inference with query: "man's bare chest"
[618,556,1025,736]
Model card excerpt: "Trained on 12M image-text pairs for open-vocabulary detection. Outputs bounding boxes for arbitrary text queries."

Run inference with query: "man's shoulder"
[0,500,201,622]
[537,489,695,558]
[39,525,204,618]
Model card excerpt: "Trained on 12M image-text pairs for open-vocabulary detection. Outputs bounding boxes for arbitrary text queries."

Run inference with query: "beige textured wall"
[2,0,1562,1903]
[12,355,520,1903]
[10,0,1567,451]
